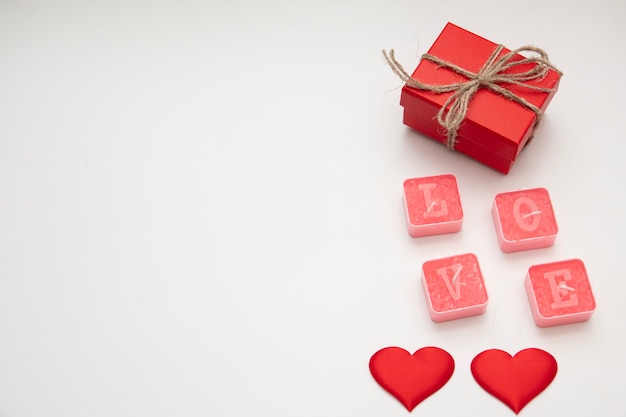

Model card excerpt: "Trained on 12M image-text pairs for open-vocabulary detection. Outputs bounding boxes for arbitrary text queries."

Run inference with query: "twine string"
[382,46,562,150]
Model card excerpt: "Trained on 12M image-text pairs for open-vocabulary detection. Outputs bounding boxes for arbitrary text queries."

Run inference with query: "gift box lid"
[400,23,561,162]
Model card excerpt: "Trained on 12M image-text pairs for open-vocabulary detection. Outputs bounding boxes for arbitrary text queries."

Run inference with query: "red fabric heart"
[471,348,558,414]
[369,346,455,411]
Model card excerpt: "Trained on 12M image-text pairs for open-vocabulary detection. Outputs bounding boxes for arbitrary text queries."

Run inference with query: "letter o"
[513,197,541,231]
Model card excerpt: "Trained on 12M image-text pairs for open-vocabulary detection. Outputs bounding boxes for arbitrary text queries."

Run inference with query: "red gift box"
[392,23,561,174]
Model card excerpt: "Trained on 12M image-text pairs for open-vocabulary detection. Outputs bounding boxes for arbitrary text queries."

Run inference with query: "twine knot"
[475,73,490,85]
[383,45,562,150]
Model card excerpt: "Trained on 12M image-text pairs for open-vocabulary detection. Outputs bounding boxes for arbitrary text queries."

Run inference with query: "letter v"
[436,264,462,301]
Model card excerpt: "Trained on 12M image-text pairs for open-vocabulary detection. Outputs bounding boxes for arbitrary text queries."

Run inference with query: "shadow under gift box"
[400,23,561,174]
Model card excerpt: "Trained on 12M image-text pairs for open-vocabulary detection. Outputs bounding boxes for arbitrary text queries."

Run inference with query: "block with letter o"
[492,187,558,252]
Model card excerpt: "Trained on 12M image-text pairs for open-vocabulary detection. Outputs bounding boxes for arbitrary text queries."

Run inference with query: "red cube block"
[492,187,558,252]
[525,259,596,327]
[421,253,488,322]
[403,174,463,237]
[399,23,561,174]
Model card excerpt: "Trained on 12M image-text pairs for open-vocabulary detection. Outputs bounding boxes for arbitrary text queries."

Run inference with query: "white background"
[1,0,624,416]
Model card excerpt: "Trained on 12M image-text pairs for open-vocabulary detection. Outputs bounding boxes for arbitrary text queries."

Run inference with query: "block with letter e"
[525,259,596,327]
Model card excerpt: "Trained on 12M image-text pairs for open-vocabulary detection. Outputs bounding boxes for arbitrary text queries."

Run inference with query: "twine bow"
[383,46,562,150]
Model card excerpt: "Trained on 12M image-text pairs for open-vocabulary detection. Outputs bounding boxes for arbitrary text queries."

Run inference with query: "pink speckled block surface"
[421,253,488,322]
[403,174,463,237]
[525,259,596,327]
[492,187,558,252]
